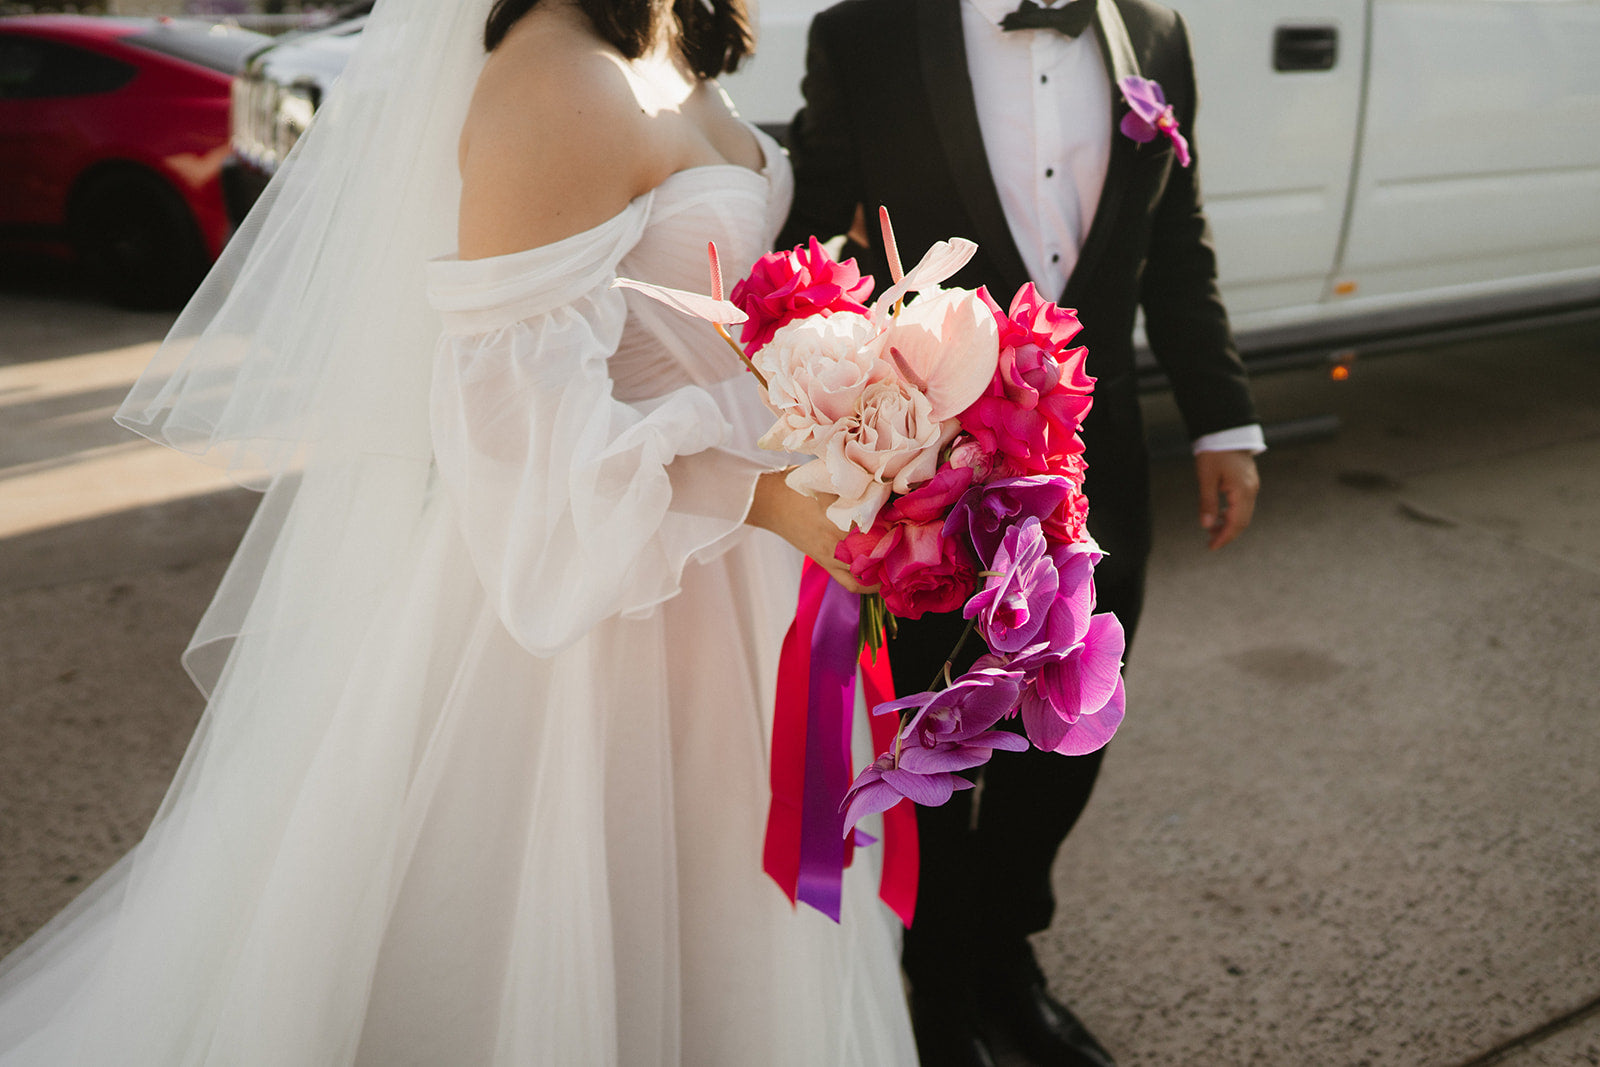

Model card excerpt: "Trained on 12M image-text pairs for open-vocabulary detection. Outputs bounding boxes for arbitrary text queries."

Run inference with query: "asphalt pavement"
[1,278,1596,1066]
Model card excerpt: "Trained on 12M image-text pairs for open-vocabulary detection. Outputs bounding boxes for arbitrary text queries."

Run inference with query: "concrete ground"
[1,277,1597,1066]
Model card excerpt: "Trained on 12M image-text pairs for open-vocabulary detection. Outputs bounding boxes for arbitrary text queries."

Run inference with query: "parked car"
[0,15,266,307]
[221,2,363,224]
[229,0,1600,379]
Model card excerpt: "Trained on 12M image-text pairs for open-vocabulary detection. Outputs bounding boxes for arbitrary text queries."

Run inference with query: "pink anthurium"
[610,276,747,325]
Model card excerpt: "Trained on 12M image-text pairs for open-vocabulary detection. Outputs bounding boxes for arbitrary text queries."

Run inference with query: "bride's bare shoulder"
[457,7,663,259]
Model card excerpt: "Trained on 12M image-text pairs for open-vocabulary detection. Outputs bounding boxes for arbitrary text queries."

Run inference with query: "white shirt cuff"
[1191,424,1266,455]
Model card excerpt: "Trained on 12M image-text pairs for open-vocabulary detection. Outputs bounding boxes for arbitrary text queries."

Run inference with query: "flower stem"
[925,616,980,692]
[714,323,768,390]
[859,592,890,660]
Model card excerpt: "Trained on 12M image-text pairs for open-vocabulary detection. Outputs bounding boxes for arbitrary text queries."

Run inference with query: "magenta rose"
[957,283,1095,472]
[729,237,874,354]
[835,466,978,619]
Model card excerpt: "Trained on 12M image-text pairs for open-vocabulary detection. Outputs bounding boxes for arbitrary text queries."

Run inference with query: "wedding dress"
[0,4,918,1061]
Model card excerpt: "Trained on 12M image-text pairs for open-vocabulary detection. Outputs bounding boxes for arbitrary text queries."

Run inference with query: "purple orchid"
[946,475,1077,567]
[840,732,1029,837]
[1119,75,1192,168]
[1010,612,1128,754]
[840,751,974,835]
[884,665,1025,748]
[963,518,1059,654]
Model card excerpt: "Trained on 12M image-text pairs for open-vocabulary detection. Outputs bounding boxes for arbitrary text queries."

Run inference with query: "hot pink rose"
[958,284,1095,472]
[729,237,874,354]
[835,466,978,619]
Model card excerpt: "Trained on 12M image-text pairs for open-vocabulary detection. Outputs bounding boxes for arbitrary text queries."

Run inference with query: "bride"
[0,0,918,1062]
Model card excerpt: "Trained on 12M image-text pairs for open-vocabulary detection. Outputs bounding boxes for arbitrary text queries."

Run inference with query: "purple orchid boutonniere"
[1118,75,1192,168]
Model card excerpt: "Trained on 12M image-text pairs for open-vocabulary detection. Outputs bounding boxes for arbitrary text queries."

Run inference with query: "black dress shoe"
[978,978,1116,1067]
[910,990,998,1067]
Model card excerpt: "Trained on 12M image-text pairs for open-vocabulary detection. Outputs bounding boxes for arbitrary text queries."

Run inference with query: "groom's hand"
[1195,449,1260,550]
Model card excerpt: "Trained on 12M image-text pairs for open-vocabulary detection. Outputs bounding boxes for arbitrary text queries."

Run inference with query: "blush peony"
[754,312,886,454]
[787,376,955,532]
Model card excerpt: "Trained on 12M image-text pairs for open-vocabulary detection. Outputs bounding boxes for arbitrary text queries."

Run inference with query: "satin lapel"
[917,0,1031,294]
[1063,0,1142,303]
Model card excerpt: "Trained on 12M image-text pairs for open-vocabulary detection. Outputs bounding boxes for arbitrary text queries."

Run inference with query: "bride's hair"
[484,0,753,78]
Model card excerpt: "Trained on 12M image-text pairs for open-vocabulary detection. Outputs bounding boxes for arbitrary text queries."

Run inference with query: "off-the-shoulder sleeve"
[426,201,780,656]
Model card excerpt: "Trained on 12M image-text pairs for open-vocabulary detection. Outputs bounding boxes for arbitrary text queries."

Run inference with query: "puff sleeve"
[426,199,778,655]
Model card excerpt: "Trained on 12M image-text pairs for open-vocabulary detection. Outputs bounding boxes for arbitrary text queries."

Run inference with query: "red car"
[0,15,266,307]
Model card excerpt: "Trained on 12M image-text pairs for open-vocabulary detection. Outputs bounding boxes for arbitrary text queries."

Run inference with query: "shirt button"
[1051,253,1061,264]
[1045,167,1055,178]
[1040,74,1048,84]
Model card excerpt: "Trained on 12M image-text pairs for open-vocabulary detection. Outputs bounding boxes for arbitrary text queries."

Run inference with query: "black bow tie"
[1000,0,1097,38]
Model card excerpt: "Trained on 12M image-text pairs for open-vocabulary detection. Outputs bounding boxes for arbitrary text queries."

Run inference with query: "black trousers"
[888,476,1150,995]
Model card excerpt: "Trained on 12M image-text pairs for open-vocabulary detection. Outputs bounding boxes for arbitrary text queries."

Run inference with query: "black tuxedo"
[778,0,1258,993]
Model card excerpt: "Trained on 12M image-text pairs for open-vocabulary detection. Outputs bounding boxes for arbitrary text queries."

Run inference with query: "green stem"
[925,616,979,692]
[893,615,981,765]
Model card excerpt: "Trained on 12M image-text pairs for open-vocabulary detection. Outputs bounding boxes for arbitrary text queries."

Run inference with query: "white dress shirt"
[959,0,1264,455]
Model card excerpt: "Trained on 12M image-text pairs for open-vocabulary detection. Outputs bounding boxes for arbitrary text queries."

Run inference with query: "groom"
[778,0,1263,1064]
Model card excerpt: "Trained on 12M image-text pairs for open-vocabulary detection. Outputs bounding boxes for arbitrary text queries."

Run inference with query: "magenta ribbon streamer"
[794,576,862,922]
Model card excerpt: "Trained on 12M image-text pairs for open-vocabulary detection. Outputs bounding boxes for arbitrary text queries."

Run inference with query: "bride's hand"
[746,470,879,595]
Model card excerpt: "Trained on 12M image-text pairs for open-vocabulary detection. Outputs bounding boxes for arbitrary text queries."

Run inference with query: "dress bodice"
[608,125,794,402]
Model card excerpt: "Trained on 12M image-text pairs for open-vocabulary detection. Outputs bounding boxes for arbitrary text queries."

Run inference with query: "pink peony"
[754,312,886,454]
[958,284,1095,472]
[787,377,955,532]
[834,466,978,619]
[729,237,874,354]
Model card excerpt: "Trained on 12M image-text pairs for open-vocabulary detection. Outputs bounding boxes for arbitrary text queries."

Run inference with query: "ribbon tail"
[794,574,861,923]
[763,561,829,906]
[862,641,918,928]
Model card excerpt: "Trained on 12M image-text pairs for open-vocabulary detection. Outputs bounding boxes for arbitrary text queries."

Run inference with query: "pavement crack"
[1450,994,1600,1067]
[1396,501,1457,527]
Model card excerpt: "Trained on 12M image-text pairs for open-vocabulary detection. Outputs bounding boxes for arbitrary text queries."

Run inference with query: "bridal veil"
[0,0,918,1062]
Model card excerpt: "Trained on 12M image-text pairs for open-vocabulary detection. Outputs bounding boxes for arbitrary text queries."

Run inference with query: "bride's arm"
[747,472,875,594]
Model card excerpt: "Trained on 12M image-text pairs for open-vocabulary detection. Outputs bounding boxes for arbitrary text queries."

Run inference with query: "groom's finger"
[1208,473,1258,550]
[1197,469,1221,536]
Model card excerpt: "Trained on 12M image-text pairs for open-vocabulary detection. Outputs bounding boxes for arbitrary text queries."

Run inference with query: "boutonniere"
[1117,75,1191,168]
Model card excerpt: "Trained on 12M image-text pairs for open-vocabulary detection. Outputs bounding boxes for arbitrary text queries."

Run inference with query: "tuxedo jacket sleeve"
[779,0,1258,446]
[1131,10,1258,441]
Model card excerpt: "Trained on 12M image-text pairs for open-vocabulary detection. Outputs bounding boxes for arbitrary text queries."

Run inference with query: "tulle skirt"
[0,473,917,1066]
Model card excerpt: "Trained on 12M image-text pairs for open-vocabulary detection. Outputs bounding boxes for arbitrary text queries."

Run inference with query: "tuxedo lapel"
[1062,0,1142,304]
[917,0,1032,294]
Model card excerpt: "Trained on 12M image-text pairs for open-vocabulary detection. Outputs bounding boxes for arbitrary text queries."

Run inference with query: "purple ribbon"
[795,576,862,921]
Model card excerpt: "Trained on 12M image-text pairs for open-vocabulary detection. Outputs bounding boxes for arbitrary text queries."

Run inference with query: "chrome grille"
[229,69,315,174]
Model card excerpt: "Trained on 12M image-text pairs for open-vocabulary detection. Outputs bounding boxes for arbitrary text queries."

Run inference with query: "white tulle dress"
[0,128,918,1066]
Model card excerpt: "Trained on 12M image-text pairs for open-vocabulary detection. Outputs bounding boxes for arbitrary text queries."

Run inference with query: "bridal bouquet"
[616,209,1125,846]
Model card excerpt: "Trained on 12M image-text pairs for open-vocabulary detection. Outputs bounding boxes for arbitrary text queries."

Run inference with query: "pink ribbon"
[764,560,919,926]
